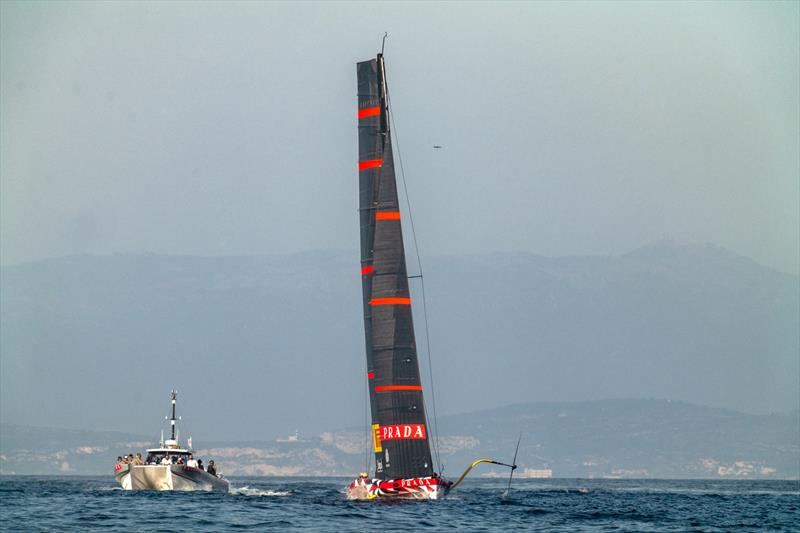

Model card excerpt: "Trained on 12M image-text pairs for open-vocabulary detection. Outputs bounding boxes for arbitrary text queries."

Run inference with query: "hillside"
[1,400,797,478]
[1,243,797,441]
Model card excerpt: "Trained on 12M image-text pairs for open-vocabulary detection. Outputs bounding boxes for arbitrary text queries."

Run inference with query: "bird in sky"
[433,145,442,149]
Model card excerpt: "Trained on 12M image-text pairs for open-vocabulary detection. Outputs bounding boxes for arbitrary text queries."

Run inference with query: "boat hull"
[346,476,448,500]
[114,464,229,492]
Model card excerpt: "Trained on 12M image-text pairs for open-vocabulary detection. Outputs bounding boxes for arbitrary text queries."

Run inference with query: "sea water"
[0,477,797,531]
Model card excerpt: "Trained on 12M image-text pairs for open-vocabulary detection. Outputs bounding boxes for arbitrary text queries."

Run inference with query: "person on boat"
[160,454,171,465]
[176,456,185,465]
[206,460,217,476]
[132,453,144,465]
[186,454,198,468]
[197,459,204,471]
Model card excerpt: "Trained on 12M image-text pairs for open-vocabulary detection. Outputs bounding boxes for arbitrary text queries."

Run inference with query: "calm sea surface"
[0,477,797,532]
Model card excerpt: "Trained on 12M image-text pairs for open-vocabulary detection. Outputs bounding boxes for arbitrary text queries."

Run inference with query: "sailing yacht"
[347,51,515,500]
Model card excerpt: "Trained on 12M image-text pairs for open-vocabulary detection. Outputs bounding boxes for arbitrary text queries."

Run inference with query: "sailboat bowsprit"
[346,52,515,501]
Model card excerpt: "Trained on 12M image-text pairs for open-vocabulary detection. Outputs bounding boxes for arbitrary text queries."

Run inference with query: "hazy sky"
[1,1,798,274]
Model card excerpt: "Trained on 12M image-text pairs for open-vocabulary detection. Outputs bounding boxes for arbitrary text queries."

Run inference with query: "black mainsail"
[357,54,434,480]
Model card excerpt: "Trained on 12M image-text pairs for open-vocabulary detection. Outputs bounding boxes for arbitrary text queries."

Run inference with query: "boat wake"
[230,486,291,497]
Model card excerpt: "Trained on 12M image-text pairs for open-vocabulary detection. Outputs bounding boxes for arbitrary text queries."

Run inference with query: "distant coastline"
[2,399,797,479]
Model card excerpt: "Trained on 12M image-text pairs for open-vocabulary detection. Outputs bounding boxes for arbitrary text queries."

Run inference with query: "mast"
[356,53,434,480]
[169,390,177,441]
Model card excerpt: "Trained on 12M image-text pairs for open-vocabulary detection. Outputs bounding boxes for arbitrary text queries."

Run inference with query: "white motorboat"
[114,390,229,492]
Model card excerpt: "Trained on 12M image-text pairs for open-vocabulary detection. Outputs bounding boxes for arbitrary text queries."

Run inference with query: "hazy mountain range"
[1,399,797,479]
[1,242,797,443]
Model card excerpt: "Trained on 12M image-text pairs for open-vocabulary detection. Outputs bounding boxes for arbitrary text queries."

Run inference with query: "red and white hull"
[346,476,449,500]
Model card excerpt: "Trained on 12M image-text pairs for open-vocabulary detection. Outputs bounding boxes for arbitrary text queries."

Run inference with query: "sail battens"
[358,106,381,119]
[359,159,383,170]
[370,297,411,306]
[375,385,422,392]
[371,345,414,352]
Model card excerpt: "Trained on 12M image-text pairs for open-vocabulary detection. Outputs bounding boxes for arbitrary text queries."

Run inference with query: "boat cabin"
[144,439,194,465]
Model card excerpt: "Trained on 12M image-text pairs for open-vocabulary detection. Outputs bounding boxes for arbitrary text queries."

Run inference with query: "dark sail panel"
[357,55,434,480]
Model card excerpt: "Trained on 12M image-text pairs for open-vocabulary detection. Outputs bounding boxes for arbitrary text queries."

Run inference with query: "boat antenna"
[381,32,388,55]
[170,390,177,441]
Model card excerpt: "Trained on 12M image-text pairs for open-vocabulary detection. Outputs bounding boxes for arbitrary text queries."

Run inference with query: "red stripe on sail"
[361,265,374,275]
[370,297,411,306]
[375,211,400,220]
[358,107,381,119]
[358,159,382,171]
[374,385,422,392]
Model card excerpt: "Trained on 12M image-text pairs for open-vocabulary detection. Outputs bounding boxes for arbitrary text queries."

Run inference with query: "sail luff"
[357,54,434,480]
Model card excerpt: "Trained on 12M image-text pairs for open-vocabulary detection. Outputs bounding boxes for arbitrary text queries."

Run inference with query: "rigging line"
[385,88,443,475]
[364,359,371,473]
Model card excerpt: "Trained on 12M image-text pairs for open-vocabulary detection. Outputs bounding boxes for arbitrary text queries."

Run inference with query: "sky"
[1,1,798,275]
[1,2,798,445]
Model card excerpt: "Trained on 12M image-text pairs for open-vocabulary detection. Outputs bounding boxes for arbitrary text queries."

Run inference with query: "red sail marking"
[374,385,422,392]
[377,477,439,490]
[358,106,381,119]
[375,211,401,220]
[370,297,411,306]
[361,265,374,275]
[367,371,375,379]
[358,159,382,171]
[379,423,427,441]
